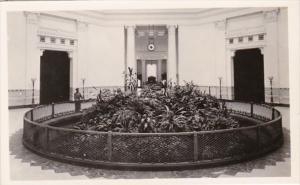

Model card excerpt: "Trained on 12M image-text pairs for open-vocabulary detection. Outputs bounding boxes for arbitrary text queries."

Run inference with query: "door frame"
[146,60,158,82]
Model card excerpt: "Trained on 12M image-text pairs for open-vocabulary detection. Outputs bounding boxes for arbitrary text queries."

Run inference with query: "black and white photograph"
[0,1,299,184]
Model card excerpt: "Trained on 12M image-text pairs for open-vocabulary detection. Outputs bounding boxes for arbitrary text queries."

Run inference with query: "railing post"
[250,102,254,117]
[30,110,34,121]
[45,127,49,151]
[108,131,112,161]
[272,107,275,120]
[193,132,198,161]
[256,126,260,151]
[51,103,55,118]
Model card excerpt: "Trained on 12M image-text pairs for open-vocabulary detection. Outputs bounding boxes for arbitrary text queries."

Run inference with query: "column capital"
[230,50,236,58]
[264,9,279,23]
[259,47,264,55]
[167,24,178,30]
[24,12,39,25]
[39,49,45,57]
[67,51,74,59]
[125,25,136,29]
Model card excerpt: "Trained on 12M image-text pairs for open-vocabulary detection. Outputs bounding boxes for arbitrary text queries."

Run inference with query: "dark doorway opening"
[233,48,265,103]
[40,50,70,104]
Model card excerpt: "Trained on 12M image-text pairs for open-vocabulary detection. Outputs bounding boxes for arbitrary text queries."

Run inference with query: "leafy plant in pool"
[74,82,239,133]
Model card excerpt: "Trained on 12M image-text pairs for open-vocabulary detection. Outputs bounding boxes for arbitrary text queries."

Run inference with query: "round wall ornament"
[148,43,155,51]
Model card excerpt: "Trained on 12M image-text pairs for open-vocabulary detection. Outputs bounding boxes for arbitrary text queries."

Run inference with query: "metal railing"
[23,101,283,170]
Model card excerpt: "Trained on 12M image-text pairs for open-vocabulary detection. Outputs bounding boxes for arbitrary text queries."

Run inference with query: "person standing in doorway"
[74,88,83,112]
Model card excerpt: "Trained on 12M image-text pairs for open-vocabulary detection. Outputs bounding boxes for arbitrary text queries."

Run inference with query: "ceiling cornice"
[40,7,281,27]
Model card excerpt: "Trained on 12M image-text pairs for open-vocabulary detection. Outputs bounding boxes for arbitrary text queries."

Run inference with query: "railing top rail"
[23,100,282,136]
[22,99,284,170]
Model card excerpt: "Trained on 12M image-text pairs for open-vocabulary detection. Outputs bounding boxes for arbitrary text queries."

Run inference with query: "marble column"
[141,59,146,83]
[126,25,136,74]
[68,51,77,100]
[167,25,177,84]
[157,59,162,82]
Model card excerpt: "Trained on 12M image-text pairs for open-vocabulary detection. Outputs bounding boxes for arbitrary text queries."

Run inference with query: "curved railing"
[23,100,283,170]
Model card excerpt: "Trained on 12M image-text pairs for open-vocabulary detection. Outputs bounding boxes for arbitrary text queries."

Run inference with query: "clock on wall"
[148,43,155,51]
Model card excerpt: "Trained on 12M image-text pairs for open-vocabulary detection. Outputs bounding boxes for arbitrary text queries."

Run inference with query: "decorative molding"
[215,20,226,30]
[38,38,76,52]
[37,27,77,52]
[41,8,282,27]
[25,12,39,25]
[39,49,45,57]
[136,31,145,37]
[226,26,266,38]
[67,51,74,59]
[38,27,77,39]
[227,43,266,51]
[230,50,236,58]
[259,47,264,55]
[264,9,279,23]
[136,30,166,37]
[77,21,89,31]
[226,31,266,50]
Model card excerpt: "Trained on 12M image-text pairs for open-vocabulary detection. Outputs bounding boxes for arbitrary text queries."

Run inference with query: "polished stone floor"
[8,107,290,180]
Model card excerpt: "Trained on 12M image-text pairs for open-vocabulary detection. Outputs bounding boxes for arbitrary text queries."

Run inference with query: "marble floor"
[8,107,291,180]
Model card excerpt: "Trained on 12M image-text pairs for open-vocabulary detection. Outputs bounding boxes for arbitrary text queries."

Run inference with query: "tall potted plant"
[125,67,138,94]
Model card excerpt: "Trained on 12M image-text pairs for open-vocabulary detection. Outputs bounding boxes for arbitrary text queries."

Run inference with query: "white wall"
[255,8,288,89]
[39,14,76,32]
[7,12,27,90]
[85,25,125,87]
[178,23,221,86]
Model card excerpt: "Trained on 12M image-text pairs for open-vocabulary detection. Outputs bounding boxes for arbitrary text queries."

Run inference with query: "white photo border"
[0,0,299,185]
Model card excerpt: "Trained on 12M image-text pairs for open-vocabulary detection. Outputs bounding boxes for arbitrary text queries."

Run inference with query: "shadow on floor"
[9,128,290,179]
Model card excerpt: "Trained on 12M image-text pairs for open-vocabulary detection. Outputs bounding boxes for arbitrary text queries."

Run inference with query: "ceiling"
[41,8,275,27]
[61,8,227,21]
[87,8,217,15]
